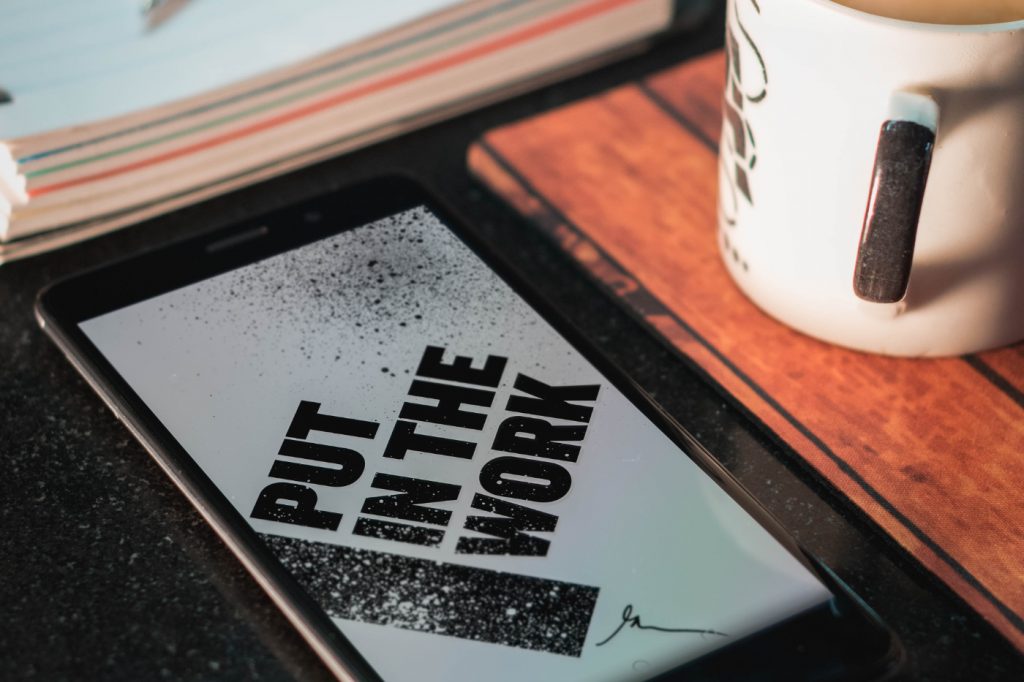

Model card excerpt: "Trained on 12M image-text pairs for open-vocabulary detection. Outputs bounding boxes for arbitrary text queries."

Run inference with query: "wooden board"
[468,50,1024,652]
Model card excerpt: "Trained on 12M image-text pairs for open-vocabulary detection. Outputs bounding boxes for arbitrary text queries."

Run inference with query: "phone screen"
[77,206,831,681]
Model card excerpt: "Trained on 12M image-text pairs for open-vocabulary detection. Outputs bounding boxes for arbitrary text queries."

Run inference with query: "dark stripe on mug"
[855,120,935,303]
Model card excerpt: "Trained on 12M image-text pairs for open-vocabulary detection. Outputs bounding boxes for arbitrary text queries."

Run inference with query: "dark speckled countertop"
[1,14,1022,682]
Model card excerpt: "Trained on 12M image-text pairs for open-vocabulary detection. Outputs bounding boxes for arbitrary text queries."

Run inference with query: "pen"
[141,0,193,32]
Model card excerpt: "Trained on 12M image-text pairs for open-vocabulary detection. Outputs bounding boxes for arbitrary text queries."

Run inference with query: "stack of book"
[0,0,711,263]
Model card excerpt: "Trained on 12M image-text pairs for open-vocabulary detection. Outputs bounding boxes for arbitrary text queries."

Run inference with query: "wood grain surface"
[468,50,1024,651]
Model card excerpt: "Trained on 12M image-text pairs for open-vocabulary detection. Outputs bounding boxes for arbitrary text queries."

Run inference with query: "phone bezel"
[36,176,901,681]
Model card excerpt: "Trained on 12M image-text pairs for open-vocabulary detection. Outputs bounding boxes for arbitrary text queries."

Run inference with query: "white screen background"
[81,207,830,682]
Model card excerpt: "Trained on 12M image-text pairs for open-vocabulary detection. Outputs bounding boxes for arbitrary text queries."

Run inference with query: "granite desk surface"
[1,16,1022,682]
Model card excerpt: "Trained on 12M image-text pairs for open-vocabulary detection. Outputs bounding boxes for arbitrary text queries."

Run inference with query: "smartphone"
[37,177,901,681]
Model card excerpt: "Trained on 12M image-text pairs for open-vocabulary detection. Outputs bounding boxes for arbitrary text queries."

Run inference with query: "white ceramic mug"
[717,0,1024,356]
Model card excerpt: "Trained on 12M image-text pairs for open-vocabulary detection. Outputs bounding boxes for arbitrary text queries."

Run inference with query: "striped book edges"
[0,0,702,263]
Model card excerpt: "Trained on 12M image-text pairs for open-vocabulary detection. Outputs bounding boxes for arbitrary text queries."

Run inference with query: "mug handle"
[853,93,938,304]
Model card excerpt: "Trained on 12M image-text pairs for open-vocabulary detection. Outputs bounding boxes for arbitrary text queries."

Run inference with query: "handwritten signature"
[595,604,728,647]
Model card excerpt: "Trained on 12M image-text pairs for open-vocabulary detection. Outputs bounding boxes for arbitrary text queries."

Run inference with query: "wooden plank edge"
[466,138,1024,652]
